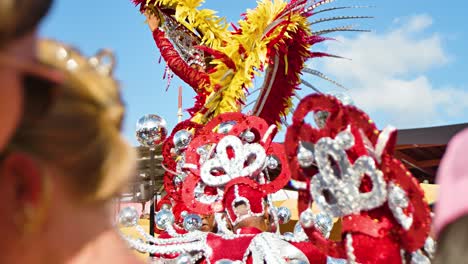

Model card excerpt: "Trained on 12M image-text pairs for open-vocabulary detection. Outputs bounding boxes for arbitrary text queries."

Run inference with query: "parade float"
[114,0,455,262]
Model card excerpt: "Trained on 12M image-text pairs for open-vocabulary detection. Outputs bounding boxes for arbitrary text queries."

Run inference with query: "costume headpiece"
[223,182,266,226]
[180,112,290,219]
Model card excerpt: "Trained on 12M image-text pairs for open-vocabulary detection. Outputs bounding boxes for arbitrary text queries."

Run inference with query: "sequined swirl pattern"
[310,129,388,217]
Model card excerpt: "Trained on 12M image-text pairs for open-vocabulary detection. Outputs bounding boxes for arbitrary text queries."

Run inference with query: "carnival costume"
[284,94,432,263]
[119,0,434,263]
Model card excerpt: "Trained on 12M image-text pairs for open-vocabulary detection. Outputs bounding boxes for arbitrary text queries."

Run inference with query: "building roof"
[127,123,468,202]
[394,123,468,183]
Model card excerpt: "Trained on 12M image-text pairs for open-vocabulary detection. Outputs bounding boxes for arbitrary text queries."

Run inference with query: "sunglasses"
[0,52,63,125]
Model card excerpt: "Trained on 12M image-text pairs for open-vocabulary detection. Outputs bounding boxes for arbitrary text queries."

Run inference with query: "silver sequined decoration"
[161,13,205,69]
[389,182,409,208]
[388,182,413,230]
[345,234,357,264]
[200,136,266,187]
[310,129,387,218]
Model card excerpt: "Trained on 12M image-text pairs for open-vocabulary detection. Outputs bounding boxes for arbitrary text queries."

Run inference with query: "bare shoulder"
[109,253,146,264]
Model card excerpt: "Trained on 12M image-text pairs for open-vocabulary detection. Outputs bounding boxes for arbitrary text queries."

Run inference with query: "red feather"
[196,45,237,70]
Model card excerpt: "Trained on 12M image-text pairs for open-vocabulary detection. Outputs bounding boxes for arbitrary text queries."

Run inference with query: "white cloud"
[399,14,433,33]
[313,14,468,128]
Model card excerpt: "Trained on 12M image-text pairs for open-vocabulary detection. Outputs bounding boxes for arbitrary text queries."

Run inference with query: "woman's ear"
[1,152,44,206]
[222,213,233,231]
[0,152,50,235]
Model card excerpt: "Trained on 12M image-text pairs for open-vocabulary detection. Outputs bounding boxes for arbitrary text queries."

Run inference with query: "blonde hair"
[8,39,136,202]
[0,0,52,48]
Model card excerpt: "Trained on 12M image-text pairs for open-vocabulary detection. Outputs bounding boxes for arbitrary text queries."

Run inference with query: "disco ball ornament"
[176,253,192,264]
[297,142,315,168]
[299,209,315,228]
[218,121,236,134]
[294,221,303,234]
[289,260,308,264]
[267,156,279,170]
[196,146,207,155]
[136,114,167,147]
[216,260,235,264]
[197,144,213,163]
[294,222,309,241]
[173,175,183,187]
[330,92,354,106]
[180,211,188,218]
[326,257,348,264]
[314,213,333,238]
[118,207,139,227]
[424,237,436,259]
[155,208,175,230]
[173,129,193,150]
[277,207,292,224]
[183,214,203,232]
[313,111,329,129]
[411,251,430,264]
[176,158,185,172]
[242,130,256,143]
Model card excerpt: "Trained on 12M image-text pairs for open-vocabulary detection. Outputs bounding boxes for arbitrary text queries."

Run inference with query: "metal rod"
[149,147,156,257]
[178,86,183,123]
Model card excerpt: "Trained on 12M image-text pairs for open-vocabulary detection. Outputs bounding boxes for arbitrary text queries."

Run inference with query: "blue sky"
[40,0,467,145]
